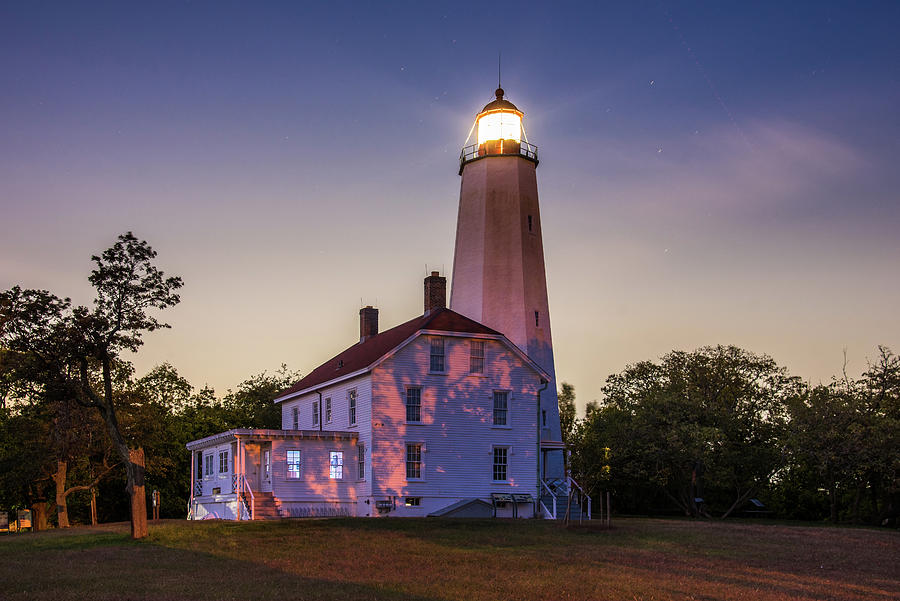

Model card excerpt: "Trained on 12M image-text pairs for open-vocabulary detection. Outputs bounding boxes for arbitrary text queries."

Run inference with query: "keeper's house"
[187,273,550,520]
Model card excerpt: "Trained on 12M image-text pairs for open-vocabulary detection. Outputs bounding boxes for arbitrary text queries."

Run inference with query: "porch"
[186,428,358,520]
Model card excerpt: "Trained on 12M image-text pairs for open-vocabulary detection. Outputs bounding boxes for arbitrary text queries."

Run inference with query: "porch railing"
[540,480,558,519]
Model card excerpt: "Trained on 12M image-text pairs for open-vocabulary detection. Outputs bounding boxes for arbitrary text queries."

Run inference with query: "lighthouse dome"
[479,88,520,114]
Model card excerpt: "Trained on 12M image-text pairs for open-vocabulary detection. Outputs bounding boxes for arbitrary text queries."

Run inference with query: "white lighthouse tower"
[450,87,565,479]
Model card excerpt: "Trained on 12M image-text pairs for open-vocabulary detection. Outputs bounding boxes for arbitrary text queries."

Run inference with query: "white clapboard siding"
[370,335,540,503]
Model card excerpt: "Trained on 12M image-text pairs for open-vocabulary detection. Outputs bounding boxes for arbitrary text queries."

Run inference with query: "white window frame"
[406,387,422,423]
[469,339,485,374]
[357,444,365,480]
[312,401,320,427]
[429,337,445,372]
[492,390,510,427]
[348,389,357,426]
[329,451,343,480]
[492,446,509,482]
[291,406,299,430]
[405,497,421,507]
[405,443,424,480]
[204,453,213,478]
[325,397,332,424]
[286,449,301,479]
[218,449,229,475]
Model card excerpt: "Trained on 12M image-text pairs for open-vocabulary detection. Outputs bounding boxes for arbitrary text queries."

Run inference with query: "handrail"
[567,476,592,521]
[238,474,255,520]
[541,480,558,519]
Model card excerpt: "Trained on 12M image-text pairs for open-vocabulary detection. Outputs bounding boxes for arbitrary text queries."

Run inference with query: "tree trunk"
[32,500,48,531]
[129,448,148,539]
[53,460,70,528]
[830,484,838,522]
[90,488,98,526]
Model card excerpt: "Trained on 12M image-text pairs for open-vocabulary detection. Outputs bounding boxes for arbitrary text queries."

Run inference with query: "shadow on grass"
[0,524,444,601]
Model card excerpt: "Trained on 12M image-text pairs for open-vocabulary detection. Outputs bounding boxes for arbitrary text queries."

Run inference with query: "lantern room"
[459,87,538,174]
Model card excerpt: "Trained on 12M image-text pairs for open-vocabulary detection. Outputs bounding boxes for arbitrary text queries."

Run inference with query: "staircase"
[541,478,590,521]
[244,491,283,520]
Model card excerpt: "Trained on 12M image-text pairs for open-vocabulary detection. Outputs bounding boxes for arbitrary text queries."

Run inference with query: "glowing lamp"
[475,87,523,155]
[459,87,537,174]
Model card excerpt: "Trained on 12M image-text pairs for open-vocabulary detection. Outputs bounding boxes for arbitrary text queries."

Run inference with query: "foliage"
[570,346,799,518]
[557,381,576,447]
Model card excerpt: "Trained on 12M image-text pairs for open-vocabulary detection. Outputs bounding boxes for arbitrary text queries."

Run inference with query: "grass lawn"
[0,517,896,600]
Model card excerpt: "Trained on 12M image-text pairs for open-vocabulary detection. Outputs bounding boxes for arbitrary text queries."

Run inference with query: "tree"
[558,382,576,448]
[572,346,797,518]
[0,233,182,538]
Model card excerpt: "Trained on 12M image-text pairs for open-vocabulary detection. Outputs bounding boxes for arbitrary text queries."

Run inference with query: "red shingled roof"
[276,308,501,400]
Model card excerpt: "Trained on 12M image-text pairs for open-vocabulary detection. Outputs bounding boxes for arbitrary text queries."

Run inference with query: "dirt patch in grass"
[0,518,896,600]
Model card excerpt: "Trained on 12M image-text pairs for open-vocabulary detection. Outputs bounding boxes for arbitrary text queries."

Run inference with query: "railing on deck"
[459,140,539,173]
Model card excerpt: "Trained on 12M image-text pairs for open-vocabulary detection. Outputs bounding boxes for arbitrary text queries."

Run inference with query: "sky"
[2,1,898,413]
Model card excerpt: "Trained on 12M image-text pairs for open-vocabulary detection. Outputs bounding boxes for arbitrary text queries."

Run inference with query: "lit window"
[430,337,445,372]
[470,340,485,374]
[477,111,522,145]
[406,444,422,479]
[493,447,508,481]
[218,450,229,474]
[325,397,332,424]
[286,450,301,479]
[406,387,422,422]
[405,497,421,507]
[348,389,357,425]
[204,454,213,477]
[312,401,320,427]
[329,451,343,479]
[358,445,365,480]
[493,391,509,426]
[291,406,299,430]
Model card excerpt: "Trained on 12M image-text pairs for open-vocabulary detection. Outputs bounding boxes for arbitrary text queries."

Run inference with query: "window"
[325,397,332,424]
[430,337,445,372]
[406,444,422,479]
[348,389,357,425]
[204,453,213,477]
[329,451,343,479]
[534,310,540,328]
[405,497,421,507]
[527,214,533,232]
[218,450,229,474]
[358,445,365,480]
[291,406,299,430]
[406,387,422,422]
[493,447,508,481]
[493,391,509,426]
[312,401,320,427]
[542,409,547,427]
[470,340,485,374]
[286,450,301,479]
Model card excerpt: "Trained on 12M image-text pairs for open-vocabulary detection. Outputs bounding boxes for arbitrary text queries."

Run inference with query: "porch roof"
[186,428,358,451]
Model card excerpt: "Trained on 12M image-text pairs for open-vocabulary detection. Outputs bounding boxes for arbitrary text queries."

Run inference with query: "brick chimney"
[424,271,446,314]
[359,306,378,342]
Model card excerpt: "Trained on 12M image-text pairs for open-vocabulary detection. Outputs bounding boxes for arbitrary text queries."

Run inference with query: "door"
[244,445,260,492]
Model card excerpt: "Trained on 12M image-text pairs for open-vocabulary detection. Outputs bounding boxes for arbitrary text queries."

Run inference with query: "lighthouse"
[450,87,565,479]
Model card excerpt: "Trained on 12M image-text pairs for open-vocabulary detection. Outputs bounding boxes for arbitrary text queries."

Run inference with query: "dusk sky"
[2,1,898,412]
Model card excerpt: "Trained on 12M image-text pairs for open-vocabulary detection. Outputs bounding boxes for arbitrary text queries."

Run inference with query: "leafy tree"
[0,233,182,538]
[572,346,798,518]
[558,382,576,448]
